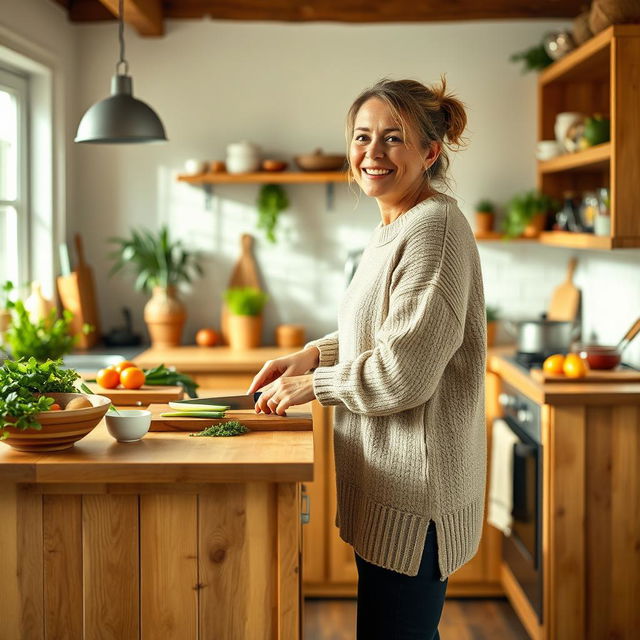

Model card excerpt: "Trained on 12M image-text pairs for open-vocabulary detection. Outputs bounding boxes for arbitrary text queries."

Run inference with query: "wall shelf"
[538,143,610,174]
[177,171,348,185]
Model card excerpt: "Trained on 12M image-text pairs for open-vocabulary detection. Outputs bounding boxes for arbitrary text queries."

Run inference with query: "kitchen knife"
[174,392,262,410]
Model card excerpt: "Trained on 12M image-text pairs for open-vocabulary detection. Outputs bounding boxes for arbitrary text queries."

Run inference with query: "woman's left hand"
[255,374,316,416]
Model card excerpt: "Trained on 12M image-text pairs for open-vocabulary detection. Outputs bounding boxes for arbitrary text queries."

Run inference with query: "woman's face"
[349,98,437,205]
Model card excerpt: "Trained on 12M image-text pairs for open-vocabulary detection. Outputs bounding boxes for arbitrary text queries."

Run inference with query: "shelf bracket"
[325,182,335,211]
[203,183,214,211]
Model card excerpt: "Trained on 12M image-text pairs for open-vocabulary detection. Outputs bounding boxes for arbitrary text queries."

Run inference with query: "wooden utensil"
[547,257,580,322]
[148,403,311,432]
[220,233,262,344]
[56,234,101,348]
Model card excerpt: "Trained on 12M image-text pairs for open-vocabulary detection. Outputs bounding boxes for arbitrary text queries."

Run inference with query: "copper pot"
[573,317,640,370]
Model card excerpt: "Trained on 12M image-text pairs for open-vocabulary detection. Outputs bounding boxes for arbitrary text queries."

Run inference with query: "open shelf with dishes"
[535,24,640,250]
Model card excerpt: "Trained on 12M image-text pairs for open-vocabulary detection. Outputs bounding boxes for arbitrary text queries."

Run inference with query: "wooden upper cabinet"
[537,25,640,250]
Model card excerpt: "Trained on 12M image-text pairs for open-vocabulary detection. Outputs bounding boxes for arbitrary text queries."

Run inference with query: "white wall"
[6,8,640,366]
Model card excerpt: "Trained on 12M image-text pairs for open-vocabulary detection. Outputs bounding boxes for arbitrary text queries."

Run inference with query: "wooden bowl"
[294,150,346,172]
[261,160,288,172]
[2,392,111,452]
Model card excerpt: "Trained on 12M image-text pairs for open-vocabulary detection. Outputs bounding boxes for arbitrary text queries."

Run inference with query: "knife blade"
[174,392,262,410]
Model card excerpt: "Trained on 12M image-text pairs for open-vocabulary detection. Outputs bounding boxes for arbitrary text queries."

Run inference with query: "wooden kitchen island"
[0,418,313,639]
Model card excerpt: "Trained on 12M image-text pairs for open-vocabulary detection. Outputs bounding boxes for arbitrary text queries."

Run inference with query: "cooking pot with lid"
[505,313,580,354]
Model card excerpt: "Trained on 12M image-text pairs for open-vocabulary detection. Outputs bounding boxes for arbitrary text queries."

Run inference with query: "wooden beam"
[163,0,584,22]
[98,0,164,36]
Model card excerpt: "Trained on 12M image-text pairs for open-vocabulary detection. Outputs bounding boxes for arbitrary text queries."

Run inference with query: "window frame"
[0,65,30,287]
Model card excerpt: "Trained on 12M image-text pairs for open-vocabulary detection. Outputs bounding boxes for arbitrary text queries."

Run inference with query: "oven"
[497,380,543,623]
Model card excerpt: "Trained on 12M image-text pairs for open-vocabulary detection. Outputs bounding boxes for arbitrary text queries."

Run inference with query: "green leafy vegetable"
[257,184,289,243]
[0,358,80,438]
[142,363,199,398]
[189,420,249,437]
[79,381,120,414]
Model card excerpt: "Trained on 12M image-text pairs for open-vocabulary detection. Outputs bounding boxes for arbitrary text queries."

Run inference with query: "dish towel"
[487,418,520,536]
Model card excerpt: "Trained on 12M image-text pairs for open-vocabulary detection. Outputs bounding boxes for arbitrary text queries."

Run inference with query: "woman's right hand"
[246,347,320,396]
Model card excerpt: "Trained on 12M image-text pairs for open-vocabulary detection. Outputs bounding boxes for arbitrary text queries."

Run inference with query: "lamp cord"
[116,0,129,76]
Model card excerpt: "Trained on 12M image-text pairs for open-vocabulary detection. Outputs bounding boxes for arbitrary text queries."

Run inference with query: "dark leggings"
[355,522,448,640]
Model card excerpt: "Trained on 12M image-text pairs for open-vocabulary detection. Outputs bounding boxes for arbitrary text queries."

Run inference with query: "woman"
[247,78,486,639]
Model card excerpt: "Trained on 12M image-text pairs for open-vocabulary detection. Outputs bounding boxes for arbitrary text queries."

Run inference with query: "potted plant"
[257,184,289,244]
[486,305,500,348]
[109,226,203,348]
[475,199,496,236]
[502,190,558,239]
[223,287,268,350]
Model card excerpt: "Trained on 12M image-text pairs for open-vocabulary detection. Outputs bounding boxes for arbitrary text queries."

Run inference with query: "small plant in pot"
[108,226,203,348]
[223,287,268,350]
[475,199,496,236]
[502,190,558,239]
[486,305,500,347]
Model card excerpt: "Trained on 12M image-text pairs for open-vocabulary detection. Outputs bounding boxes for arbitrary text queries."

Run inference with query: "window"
[0,67,28,287]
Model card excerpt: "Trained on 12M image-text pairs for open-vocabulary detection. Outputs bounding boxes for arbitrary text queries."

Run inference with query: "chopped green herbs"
[189,421,249,437]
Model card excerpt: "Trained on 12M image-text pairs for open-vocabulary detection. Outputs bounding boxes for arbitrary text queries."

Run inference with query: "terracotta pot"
[523,213,546,238]
[487,321,497,348]
[0,308,10,333]
[275,324,305,348]
[143,286,186,348]
[475,212,495,235]
[228,314,262,350]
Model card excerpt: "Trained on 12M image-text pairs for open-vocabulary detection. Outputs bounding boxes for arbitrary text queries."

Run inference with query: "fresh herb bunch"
[223,287,268,316]
[108,226,204,293]
[0,358,80,438]
[257,184,289,243]
[189,420,249,437]
[3,299,77,361]
[142,363,199,398]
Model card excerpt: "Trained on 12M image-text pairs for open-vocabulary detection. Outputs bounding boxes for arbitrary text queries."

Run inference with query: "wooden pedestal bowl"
[2,392,111,453]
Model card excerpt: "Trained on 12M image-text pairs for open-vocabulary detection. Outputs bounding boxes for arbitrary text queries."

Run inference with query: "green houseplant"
[223,287,268,350]
[510,41,553,73]
[475,199,496,236]
[109,226,203,347]
[502,190,558,239]
[257,184,289,244]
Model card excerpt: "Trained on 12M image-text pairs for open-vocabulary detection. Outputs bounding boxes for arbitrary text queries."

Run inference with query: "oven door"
[501,417,543,622]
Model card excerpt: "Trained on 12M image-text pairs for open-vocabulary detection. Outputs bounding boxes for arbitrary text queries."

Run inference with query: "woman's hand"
[246,347,319,395]
[254,374,316,416]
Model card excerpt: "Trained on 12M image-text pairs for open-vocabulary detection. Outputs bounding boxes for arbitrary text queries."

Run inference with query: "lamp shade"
[75,75,167,144]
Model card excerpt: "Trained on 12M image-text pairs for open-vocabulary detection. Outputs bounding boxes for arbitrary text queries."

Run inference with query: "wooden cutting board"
[57,234,101,348]
[220,233,262,344]
[148,403,312,432]
[547,257,580,322]
[84,384,184,405]
[530,368,640,383]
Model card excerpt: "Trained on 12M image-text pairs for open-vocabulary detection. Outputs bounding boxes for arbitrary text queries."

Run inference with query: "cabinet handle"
[301,492,310,525]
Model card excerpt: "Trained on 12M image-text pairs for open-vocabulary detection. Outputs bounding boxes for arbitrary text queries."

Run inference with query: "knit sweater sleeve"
[304,330,339,368]
[312,286,464,416]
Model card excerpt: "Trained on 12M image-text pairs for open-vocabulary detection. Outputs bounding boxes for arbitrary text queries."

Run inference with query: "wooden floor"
[304,597,530,640]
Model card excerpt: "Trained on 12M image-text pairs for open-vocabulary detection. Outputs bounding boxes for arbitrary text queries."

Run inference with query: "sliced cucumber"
[160,411,227,418]
[168,401,230,412]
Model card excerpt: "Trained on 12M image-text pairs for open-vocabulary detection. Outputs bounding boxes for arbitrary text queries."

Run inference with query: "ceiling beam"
[98,0,164,36]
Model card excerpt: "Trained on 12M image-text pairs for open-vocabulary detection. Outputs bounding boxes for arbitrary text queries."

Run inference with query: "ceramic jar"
[226,141,261,174]
[143,286,186,348]
[554,112,584,151]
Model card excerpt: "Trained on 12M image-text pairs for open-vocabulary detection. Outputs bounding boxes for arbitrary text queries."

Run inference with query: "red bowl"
[575,345,621,370]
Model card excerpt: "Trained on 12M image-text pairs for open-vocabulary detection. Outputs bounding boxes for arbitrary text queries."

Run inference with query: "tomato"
[48,403,62,411]
[114,360,137,375]
[97,368,120,389]
[563,353,589,378]
[120,366,145,390]
[195,328,219,347]
[543,354,565,375]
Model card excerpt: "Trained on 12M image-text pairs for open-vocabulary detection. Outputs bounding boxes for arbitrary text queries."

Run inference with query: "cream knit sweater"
[307,194,486,578]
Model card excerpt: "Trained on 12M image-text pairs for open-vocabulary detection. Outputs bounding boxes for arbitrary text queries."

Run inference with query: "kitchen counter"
[0,403,313,639]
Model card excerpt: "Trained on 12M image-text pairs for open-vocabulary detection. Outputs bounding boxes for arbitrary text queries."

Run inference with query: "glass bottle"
[579,191,598,233]
[555,191,582,232]
[594,187,611,237]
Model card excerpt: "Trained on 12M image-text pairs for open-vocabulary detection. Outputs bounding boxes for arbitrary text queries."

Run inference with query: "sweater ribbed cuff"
[312,366,341,406]
[304,336,339,368]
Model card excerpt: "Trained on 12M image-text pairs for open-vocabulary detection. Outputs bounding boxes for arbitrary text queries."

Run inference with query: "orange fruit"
[120,366,145,390]
[563,353,589,378]
[195,328,219,347]
[97,368,120,389]
[48,403,62,411]
[543,354,565,375]
[114,360,137,374]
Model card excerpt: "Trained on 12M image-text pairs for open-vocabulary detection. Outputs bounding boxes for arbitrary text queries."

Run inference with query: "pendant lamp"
[75,0,167,144]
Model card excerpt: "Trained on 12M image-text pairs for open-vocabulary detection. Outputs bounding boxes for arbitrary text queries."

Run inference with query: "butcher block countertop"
[488,346,640,405]
[134,345,297,372]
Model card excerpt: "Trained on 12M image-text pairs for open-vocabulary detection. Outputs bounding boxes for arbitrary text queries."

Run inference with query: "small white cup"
[536,140,563,161]
[184,159,208,175]
[105,410,152,443]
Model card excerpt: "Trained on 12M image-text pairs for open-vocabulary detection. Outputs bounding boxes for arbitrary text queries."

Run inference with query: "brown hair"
[345,76,468,189]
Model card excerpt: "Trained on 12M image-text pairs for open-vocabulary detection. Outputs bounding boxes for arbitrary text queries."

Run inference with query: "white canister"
[554,112,584,150]
[226,141,261,174]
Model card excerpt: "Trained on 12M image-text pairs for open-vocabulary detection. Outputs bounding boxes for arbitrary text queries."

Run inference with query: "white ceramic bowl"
[536,140,563,161]
[105,410,152,443]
